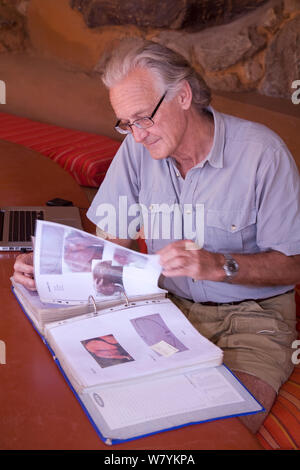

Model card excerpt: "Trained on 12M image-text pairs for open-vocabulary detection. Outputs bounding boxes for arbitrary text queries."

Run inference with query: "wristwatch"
[222,254,239,282]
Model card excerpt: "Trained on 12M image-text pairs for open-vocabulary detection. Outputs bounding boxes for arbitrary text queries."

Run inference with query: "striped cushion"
[0,112,121,187]
[256,285,300,450]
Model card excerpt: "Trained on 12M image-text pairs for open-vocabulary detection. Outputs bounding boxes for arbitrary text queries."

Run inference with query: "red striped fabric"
[0,112,121,187]
[256,285,300,450]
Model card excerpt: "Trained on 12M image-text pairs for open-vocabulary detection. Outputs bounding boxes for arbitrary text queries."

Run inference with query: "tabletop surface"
[0,140,262,450]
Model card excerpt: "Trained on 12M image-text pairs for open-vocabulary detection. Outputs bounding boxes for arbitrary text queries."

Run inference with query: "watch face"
[227,259,238,273]
[223,256,239,279]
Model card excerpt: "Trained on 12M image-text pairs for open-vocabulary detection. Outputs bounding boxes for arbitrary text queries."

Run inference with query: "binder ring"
[88,295,97,315]
[121,287,129,307]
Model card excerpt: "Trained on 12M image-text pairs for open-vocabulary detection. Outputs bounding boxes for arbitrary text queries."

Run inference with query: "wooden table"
[0,140,262,451]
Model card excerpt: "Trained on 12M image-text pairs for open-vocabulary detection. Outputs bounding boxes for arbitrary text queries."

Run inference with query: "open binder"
[11,221,264,445]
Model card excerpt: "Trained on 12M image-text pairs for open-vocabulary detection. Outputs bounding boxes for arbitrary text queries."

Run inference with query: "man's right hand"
[13,252,36,291]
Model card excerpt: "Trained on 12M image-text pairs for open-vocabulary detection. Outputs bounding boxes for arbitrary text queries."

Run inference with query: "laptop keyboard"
[8,210,44,242]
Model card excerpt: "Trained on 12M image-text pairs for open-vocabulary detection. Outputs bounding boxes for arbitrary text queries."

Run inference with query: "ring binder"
[12,282,264,446]
[88,295,97,315]
[87,289,130,314]
[121,288,130,307]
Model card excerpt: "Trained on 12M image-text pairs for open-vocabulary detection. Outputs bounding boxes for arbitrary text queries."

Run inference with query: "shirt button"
[231,224,237,231]
[185,210,192,215]
[192,278,196,283]
[176,172,180,177]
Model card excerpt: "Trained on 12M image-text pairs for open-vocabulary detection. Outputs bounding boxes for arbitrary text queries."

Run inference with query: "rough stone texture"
[0,0,29,52]
[181,0,269,30]
[1,0,299,99]
[260,3,283,31]
[152,2,300,96]
[71,0,186,29]
[259,14,300,98]
[153,7,269,92]
[243,58,264,83]
[205,73,242,92]
[192,25,266,72]
[283,0,300,14]
[149,30,194,62]
[70,0,268,31]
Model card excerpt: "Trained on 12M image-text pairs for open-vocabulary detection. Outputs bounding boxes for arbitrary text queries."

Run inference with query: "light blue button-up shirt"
[87,107,300,302]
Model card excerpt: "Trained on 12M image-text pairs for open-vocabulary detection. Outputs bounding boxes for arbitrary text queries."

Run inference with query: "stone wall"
[0,0,30,52]
[0,0,299,99]
[70,0,268,31]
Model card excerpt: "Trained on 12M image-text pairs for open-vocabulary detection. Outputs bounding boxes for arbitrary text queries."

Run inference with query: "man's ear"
[177,80,193,110]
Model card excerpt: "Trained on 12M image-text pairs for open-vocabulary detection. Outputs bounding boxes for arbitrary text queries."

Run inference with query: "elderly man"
[14,39,300,433]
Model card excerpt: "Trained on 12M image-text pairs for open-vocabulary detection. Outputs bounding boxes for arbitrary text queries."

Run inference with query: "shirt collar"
[194,106,225,169]
[166,106,225,172]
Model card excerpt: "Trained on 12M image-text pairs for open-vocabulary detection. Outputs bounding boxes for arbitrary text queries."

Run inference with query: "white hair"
[97,38,211,112]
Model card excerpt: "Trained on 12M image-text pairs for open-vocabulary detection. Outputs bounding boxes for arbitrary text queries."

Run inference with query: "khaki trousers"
[168,290,297,392]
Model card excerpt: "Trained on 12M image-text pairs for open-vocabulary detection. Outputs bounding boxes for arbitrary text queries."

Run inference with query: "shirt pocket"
[139,189,179,253]
[205,208,257,253]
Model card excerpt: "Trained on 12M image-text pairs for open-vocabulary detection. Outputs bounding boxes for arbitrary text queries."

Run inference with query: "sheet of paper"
[46,300,222,388]
[88,367,243,430]
[12,281,66,310]
[34,220,165,304]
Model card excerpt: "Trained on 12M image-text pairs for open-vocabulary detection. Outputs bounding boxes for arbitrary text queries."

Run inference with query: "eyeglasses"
[114,92,167,135]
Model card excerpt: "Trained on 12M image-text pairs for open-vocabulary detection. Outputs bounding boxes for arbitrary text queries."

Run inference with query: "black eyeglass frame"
[114,92,167,135]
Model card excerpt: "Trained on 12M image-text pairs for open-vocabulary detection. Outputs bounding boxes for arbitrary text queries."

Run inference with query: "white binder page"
[34,220,165,304]
[87,367,244,430]
[46,300,223,388]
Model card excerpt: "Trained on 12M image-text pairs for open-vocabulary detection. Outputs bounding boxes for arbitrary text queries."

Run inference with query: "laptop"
[0,206,83,251]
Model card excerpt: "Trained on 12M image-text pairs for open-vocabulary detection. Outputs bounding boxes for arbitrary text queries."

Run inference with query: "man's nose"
[131,125,148,143]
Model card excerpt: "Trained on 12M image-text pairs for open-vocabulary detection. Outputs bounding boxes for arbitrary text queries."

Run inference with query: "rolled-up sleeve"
[87,136,142,238]
[256,145,300,256]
